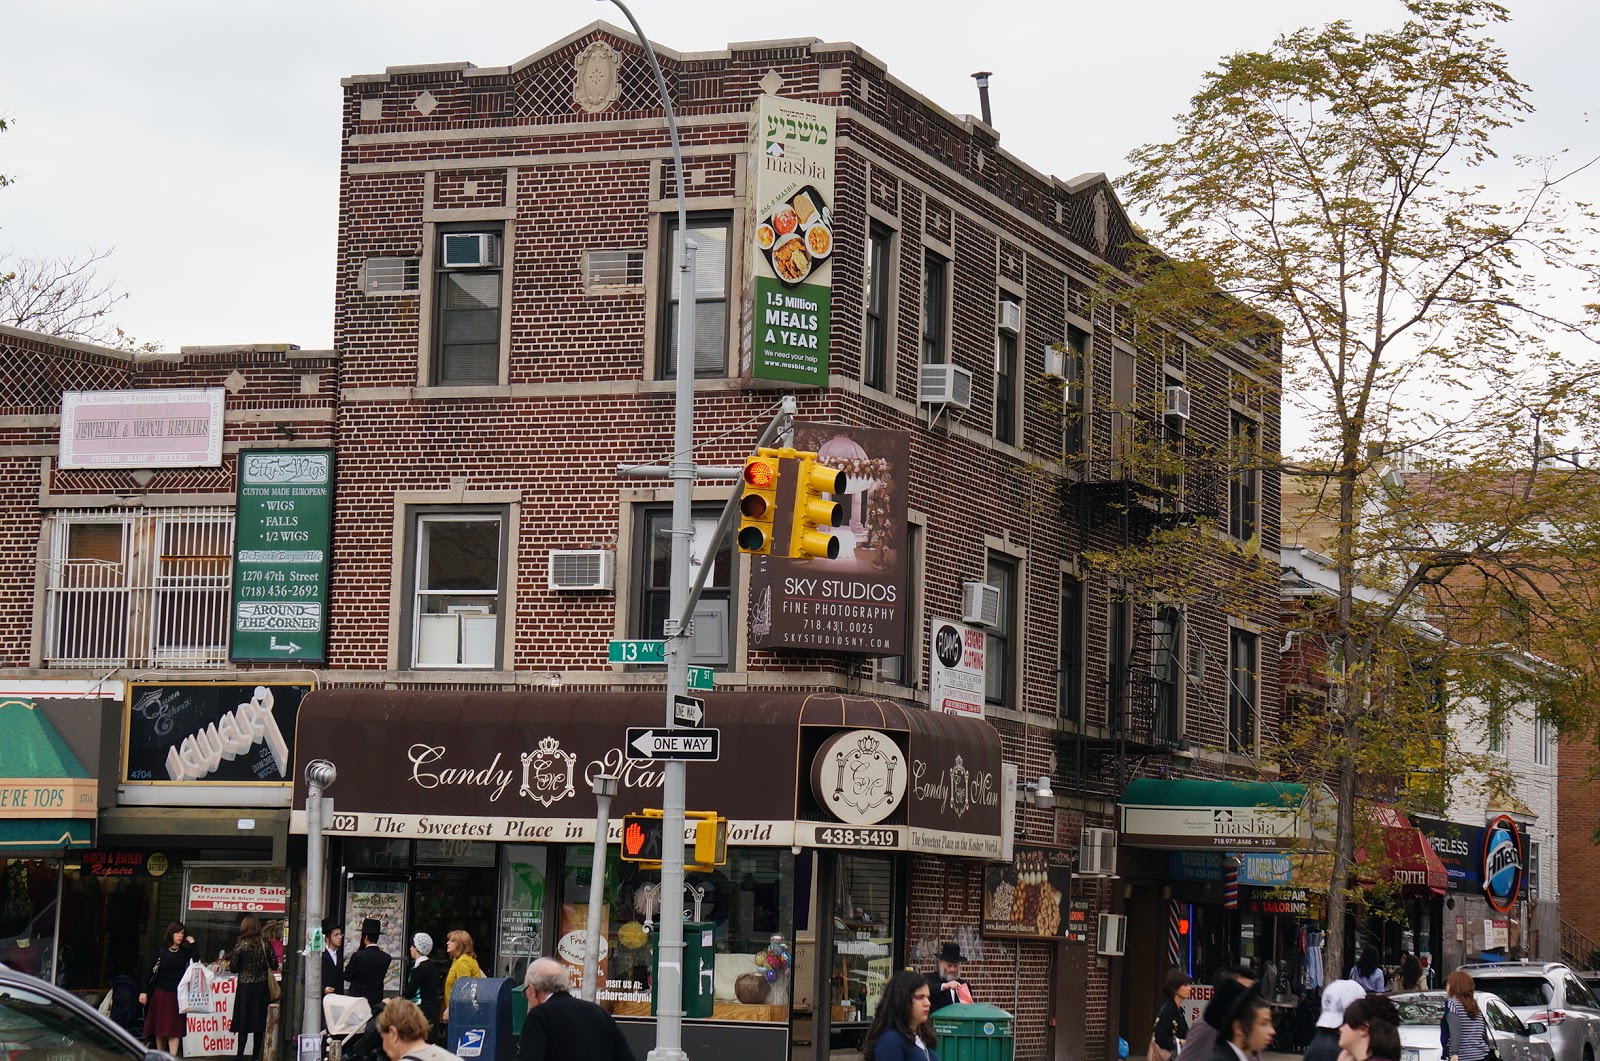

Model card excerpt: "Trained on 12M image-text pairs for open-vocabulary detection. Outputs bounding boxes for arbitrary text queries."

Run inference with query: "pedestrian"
[322,919,345,997]
[1441,970,1493,1061]
[441,930,483,1027]
[227,914,278,1061]
[923,943,973,1013]
[1179,965,1256,1061]
[1151,969,1192,1061]
[861,968,940,1061]
[1350,946,1387,993]
[1305,979,1368,1061]
[345,917,394,1016]
[1211,989,1275,1061]
[1339,995,1402,1061]
[1399,953,1424,993]
[378,998,456,1061]
[517,957,636,1061]
[139,920,194,1055]
[406,934,442,1030]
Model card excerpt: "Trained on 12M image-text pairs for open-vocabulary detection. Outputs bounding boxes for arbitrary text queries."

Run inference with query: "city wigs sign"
[742,94,837,386]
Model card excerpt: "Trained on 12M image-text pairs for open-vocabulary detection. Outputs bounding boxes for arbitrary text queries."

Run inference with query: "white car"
[1393,990,1554,1061]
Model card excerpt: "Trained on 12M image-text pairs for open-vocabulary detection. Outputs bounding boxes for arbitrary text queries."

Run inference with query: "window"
[1063,325,1089,459]
[1229,413,1261,540]
[994,304,1019,445]
[921,251,948,365]
[1534,715,1552,766]
[406,510,506,669]
[1487,700,1507,755]
[1151,607,1182,743]
[1107,594,1132,728]
[635,505,734,666]
[984,554,1018,707]
[584,248,646,292]
[864,224,894,391]
[44,509,232,668]
[432,224,504,385]
[1160,371,1186,500]
[876,523,920,685]
[1228,629,1259,754]
[1059,574,1084,723]
[1110,344,1136,466]
[659,213,731,379]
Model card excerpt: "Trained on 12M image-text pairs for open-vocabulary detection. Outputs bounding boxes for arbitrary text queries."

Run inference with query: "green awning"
[1119,778,1331,852]
[0,697,97,852]
[1121,778,1308,809]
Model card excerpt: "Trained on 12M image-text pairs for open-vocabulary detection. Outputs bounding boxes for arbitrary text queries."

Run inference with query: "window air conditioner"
[920,364,974,409]
[1042,342,1067,380]
[962,581,1003,628]
[442,232,500,269]
[998,300,1022,334]
[547,549,615,591]
[1097,912,1128,956]
[1079,827,1118,877]
[1164,385,1192,421]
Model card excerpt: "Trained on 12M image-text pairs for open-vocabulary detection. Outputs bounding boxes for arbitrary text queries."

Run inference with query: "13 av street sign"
[626,727,721,762]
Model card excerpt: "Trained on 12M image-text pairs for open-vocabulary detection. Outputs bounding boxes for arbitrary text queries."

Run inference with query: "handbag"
[1147,1038,1174,1061]
[177,960,214,1015]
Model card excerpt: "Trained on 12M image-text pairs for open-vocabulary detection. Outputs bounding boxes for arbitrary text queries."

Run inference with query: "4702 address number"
[816,827,899,848]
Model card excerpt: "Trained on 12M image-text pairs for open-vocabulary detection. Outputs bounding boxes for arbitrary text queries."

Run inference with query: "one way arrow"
[625,727,721,762]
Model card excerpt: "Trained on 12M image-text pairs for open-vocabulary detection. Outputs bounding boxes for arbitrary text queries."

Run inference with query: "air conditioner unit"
[441,232,500,269]
[962,581,1003,628]
[1079,827,1118,877]
[1042,342,1067,380]
[920,364,974,409]
[547,549,615,591]
[1097,912,1128,956]
[1164,385,1192,421]
[998,300,1022,334]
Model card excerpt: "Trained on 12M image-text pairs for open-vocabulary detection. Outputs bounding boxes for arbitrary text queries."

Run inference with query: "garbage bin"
[931,1003,1014,1061]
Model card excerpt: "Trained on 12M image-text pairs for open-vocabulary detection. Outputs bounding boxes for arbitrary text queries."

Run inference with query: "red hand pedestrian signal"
[619,814,665,864]
[624,820,646,857]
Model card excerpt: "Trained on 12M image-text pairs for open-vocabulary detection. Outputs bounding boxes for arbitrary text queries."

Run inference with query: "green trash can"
[931,1002,1015,1061]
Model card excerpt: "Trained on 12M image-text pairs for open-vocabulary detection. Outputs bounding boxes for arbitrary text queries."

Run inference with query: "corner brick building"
[0,21,1284,1061]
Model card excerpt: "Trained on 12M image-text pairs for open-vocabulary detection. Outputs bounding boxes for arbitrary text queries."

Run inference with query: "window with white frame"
[1229,411,1262,541]
[658,213,731,379]
[1063,325,1090,460]
[634,505,734,667]
[405,510,506,669]
[44,509,233,668]
[432,223,505,386]
[1534,715,1552,766]
[994,298,1020,445]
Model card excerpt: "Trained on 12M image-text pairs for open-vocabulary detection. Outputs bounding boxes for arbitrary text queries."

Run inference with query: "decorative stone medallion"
[573,41,622,114]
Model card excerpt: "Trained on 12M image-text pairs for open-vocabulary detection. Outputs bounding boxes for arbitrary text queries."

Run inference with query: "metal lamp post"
[301,759,337,1039]
[582,773,620,1002]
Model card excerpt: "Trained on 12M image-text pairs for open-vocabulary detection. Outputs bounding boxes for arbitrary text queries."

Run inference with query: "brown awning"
[290,689,1002,858]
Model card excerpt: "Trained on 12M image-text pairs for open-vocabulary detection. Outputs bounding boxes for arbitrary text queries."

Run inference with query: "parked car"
[1455,962,1600,1061]
[1393,990,1554,1061]
[0,964,173,1061]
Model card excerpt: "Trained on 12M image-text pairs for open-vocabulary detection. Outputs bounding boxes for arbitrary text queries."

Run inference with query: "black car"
[0,966,175,1061]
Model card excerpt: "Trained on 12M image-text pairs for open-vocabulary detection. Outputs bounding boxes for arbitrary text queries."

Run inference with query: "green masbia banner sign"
[230,449,333,663]
[743,94,837,386]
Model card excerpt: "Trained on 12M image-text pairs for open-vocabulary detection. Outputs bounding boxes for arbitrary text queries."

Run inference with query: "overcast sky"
[1,0,1594,352]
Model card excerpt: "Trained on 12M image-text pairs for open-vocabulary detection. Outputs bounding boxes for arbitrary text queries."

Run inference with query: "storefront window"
[0,859,62,983]
[495,845,547,981]
[831,854,897,1025]
[557,846,794,1021]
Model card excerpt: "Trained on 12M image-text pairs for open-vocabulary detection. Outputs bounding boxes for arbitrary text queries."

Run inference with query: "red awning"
[1356,805,1449,898]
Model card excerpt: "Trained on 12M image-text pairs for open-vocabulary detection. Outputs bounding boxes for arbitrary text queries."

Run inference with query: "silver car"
[0,965,175,1061]
[1456,962,1600,1061]
[1393,991,1553,1061]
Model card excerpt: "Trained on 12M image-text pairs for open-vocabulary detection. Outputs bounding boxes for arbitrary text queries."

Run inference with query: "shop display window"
[829,854,898,1026]
[557,846,794,1022]
[0,859,61,982]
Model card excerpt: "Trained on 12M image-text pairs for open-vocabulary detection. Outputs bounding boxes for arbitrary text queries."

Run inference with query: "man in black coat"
[518,957,635,1061]
[924,942,974,1013]
[343,917,393,1015]
[320,919,345,997]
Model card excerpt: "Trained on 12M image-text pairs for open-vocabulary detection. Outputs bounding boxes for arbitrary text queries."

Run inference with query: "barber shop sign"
[1480,814,1525,913]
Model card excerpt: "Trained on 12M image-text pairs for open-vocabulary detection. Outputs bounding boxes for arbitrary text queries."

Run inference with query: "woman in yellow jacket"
[440,929,483,1025]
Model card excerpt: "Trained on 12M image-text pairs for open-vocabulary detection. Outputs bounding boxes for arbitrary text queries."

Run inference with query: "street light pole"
[596,4,694,1058]
[301,759,337,1039]
[582,773,620,1003]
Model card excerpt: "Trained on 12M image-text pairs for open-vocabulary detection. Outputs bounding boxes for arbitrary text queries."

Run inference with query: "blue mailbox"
[447,976,518,1061]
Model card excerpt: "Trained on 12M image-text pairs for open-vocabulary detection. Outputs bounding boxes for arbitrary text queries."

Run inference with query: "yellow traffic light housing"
[737,451,781,554]
[618,809,727,871]
[790,458,846,560]
[691,813,728,867]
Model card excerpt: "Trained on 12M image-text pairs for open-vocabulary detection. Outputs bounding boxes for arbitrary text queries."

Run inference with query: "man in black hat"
[343,917,393,1014]
[924,942,974,1013]
[320,919,345,997]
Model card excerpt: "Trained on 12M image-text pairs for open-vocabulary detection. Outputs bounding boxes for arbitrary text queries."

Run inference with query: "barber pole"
[1224,863,1239,910]
[1168,899,1182,967]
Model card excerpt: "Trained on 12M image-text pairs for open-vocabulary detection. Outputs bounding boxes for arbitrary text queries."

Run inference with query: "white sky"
[1,0,1594,353]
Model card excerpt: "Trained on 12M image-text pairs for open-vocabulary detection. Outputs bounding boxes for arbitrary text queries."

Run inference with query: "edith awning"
[0,698,97,852]
[1355,805,1449,898]
[1119,778,1332,852]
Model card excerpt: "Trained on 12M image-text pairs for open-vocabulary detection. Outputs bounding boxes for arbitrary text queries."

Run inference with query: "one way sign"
[626,727,721,762]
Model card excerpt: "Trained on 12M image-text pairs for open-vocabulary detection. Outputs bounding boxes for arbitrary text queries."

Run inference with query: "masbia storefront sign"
[291,690,1003,859]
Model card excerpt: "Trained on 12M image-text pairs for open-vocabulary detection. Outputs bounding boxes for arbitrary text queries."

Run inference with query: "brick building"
[0,21,1284,1061]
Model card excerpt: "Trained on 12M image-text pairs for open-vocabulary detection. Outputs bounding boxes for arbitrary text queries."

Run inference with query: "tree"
[0,250,150,348]
[1116,0,1600,977]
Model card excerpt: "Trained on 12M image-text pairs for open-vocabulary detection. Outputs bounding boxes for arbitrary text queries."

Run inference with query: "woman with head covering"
[227,914,278,1061]
[406,933,442,1029]
[441,930,483,1026]
[861,969,939,1061]
[1340,995,1402,1061]
[1350,946,1387,993]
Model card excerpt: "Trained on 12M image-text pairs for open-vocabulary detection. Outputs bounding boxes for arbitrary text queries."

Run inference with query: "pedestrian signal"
[620,813,665,864]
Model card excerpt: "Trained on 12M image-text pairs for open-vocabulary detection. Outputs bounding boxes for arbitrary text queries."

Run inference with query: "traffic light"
[691,814,728,867]
[620,812,666,865]
[789,457,846,560]
[737,450,781,554]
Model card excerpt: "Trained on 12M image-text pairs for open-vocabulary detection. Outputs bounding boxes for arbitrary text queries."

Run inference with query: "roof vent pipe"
[971,70,993,127]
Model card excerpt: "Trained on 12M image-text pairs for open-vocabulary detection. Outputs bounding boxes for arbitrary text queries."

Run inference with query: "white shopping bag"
[177,960,215,1015]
